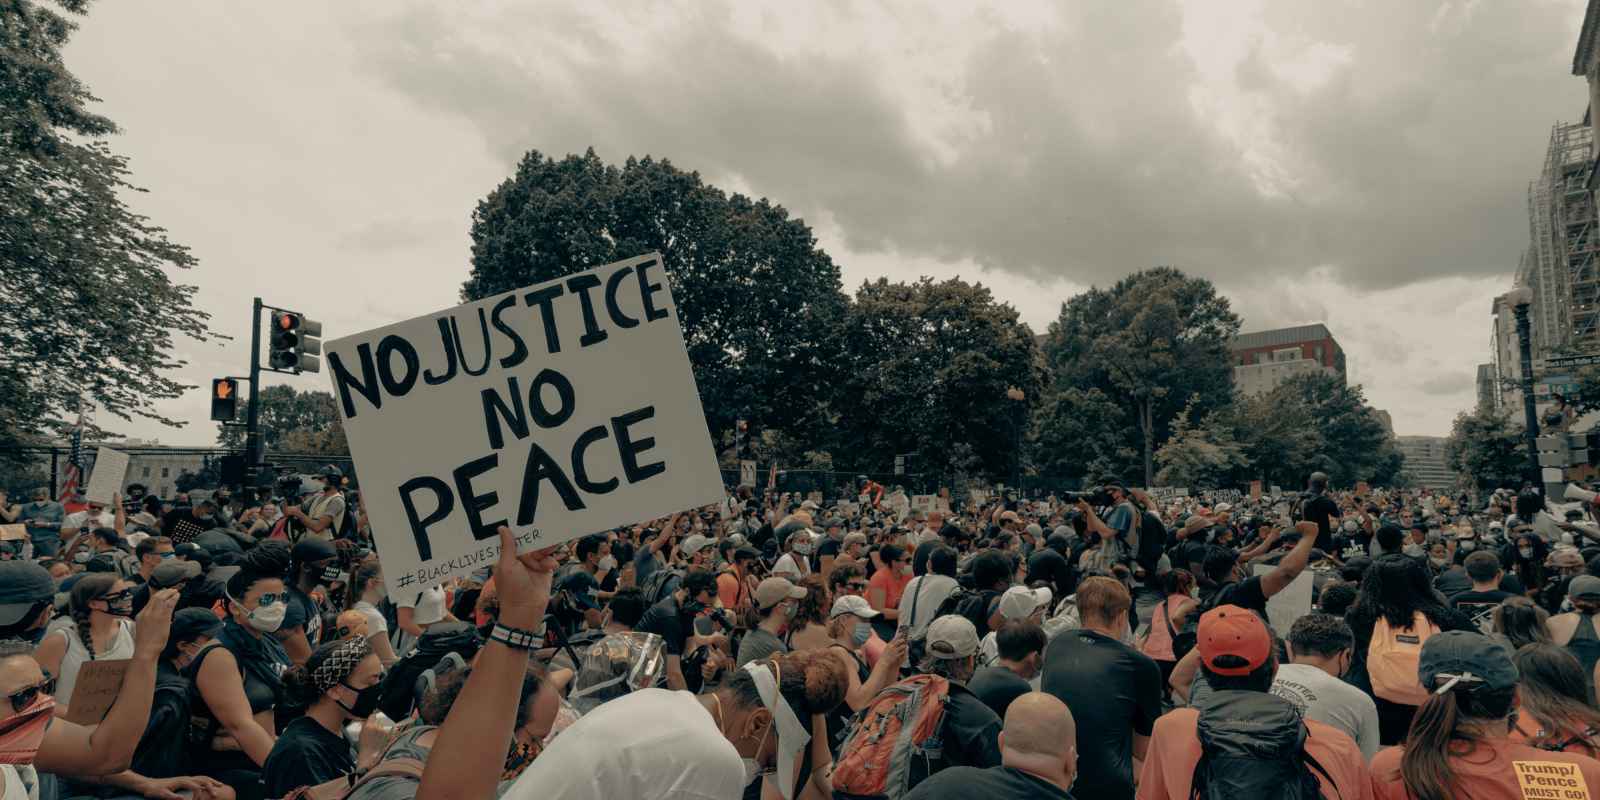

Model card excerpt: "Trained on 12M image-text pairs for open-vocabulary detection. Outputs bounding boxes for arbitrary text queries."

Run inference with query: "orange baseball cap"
[1197,604,1272,676]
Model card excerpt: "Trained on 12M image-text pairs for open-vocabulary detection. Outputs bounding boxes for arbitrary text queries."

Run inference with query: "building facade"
[1476,363,1497,411]
[1229,324,1346,397]
[1394,435,1459,491]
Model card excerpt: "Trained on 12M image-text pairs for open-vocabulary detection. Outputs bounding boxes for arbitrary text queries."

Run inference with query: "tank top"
[1140,595,1186,662]
[48,617,135,706]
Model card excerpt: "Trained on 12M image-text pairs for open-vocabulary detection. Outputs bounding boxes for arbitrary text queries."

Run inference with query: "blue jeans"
[29,531,60,558]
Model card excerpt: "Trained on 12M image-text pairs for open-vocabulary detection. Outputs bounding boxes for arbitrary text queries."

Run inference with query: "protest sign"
[738,460,757,488]
[66,658,130,725]
[911,495,935,514]
[0,525,25,541]
[1250,481,1262,501]
[1253,564,1313,638]
[84,447,129,505]
[325,253,724,596]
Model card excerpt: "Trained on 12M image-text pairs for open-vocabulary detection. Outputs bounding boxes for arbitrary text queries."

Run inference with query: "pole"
[1514,302,1542,493]
[49,450,58,500]
[245,297,264,486]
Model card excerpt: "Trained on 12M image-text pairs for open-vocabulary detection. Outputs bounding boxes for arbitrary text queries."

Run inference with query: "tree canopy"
[466,150,847,456]
[216,385,346,455]
[1445,406,1525,492]
[0,0,216,461]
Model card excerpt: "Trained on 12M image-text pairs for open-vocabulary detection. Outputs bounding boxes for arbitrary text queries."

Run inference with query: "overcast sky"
[64,0,1588,442]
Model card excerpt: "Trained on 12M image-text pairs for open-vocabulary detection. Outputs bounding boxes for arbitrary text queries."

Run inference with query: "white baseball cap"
[829,594,881,620]
[998,585,1053,621]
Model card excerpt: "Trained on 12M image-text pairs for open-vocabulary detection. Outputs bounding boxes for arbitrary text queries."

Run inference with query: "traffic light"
[210,378,238,421]
[269,312,322,373]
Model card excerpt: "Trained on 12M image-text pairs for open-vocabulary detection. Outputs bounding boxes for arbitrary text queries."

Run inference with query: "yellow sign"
[1514,760,1591,800]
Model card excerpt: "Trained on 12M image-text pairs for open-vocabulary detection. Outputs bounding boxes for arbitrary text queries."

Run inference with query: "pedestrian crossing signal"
[211,378,238,421]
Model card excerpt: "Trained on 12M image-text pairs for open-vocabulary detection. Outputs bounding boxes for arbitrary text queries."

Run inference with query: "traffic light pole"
[245,297,264,485]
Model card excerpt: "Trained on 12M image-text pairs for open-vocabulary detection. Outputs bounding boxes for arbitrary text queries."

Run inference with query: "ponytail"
[1400,686,1517,800]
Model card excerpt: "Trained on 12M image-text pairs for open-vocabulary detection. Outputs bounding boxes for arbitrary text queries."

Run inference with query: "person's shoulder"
[1152,706,1199,737]
[1369,745,1404,779]
[1305,718,1363,759]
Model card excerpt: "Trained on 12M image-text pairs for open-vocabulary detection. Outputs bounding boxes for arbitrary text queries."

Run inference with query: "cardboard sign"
[66,658,131,725]
[1512,759,1589,799]
[1253,564,1313,638]
[738,460,757,488]
[84,447,129,505]
[1250,481,1263,501]
[325,253,724,596]
[910,495,936,513]
[0,525,25,541]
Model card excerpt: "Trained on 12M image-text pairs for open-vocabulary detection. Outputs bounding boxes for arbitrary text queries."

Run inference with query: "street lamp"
[1508,286,1542,494]
[1005,386,1026,491]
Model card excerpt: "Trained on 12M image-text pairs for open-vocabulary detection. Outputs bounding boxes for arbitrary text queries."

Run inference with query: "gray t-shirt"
[1269,662,1381,760]
[736,627,787,668]
[898,574,960,638]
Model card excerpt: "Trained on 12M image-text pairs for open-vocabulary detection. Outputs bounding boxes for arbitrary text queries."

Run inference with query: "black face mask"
[338,681,382,719]
[681,599,707,619]
[319,564,342,585]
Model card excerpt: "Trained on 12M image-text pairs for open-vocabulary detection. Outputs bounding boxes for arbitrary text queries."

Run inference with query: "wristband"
[488,623,539,651]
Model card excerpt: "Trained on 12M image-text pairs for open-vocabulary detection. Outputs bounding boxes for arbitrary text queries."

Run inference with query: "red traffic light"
[275,312,300,331]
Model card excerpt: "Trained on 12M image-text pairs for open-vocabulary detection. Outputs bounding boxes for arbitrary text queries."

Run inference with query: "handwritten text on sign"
[327,253,725,597]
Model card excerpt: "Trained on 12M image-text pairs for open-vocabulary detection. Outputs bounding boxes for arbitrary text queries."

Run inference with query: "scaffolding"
[1528,121,1600,355]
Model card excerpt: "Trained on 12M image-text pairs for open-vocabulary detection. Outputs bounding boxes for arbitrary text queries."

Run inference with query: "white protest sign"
[326,253,725,597]
[84,448,129,505]
[738,460,757,488]
[1253,563,1313,637]
[911,495,936,514]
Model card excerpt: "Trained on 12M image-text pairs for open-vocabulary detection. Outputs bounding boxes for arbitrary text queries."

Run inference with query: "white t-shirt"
[772,553,810,579]
[2,764,37,800]
[353,600,388,636]
[397,585,447,626]
[503,688,745,800]
[47,618,136,708]
[1269,662,1381,760]
[897,574,959,638]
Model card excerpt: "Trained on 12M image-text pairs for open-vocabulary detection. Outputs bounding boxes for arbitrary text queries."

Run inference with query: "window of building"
[1313,345,1323,361]
[161,467,169,478]
[1273,347,1299,363]
[142,466,150,478]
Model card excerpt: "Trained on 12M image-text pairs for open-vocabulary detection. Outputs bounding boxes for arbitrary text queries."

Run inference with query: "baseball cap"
[1197,604,1272,677]
[754,577,806,611]
[291,537,338,563]
[1024,523,1043,539]
[1571,575,1600,600]
[1215,503,1233,514]
[150,559,203,589]
[829,594,881,620]
[925,615,980,660]
[999,511,1021,524]
[998,585,1053,621]
[1547,548,1584,569]
[733,546,762,562]
[843,532,868,547]
[1418,631,1519,695]
[678,534,712,556]
[0,562,54,626]
[169,607,224,642]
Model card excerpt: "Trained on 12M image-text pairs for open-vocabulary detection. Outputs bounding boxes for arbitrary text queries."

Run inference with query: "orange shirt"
[867,568,912,612]
[1137,707,1372,800]
[1370,736,1600,800]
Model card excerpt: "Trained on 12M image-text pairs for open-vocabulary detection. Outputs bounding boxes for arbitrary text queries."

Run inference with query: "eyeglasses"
[7,676,55,713]
[847,582,869,591]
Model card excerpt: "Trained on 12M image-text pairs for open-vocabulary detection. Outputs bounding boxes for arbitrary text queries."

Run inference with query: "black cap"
[0,562,54,626]
[170,607,224,642]
[320,464,344,480]
[291,537,338,563]
[150,559,203,589]
[86,553,119,574]
[174,542,212,568]
[192,530,243,556]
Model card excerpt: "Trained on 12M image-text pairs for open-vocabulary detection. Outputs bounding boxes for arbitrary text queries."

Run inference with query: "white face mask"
[1429,557,1448,568]
[1520,547,1535,560]
[1459,540,1476,552]
[243,600,286,633]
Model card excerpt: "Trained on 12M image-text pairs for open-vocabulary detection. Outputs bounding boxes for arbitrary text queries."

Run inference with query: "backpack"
[832,675,952,800]
[1190,690,1337,800]
[1368,611,1438,706]
[640,567,684,606]
[130,667,195,779]
[934,589,997,635]
[281,758,426,800]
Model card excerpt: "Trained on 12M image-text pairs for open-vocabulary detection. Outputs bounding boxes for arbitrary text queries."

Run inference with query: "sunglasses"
[7,676,55,713]
[847,581,869,591]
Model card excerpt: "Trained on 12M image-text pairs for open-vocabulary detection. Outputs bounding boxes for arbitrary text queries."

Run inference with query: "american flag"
[57,407,85,504]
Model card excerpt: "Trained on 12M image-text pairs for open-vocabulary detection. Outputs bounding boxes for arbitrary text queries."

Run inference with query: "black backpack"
[131,666,195,779]
[934,588,998,634]
[1190,690,1337,800]
[378,622,483,721]
[640,567,685,606]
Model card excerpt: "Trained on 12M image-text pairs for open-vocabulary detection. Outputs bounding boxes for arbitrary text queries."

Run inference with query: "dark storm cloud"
[344,0,1586,291]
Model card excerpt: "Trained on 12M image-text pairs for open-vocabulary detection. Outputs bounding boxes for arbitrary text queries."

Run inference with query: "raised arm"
[1260,522,1320,599]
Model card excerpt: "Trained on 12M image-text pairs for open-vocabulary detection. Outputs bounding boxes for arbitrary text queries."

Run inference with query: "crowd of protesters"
[4,467,1600,799]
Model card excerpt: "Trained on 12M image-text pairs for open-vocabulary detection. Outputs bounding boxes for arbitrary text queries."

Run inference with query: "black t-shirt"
[262,716,354,796]
[1452,588,1515,630]
[1040,629,1161,800]
[1433,568,1472,599]
[635,595,689,655]
[967,665,1032,720]
[905,765,1072,800]
[913,539,942,577]
[921,684,1002,784]
[1303,494,1341,552]
[818,537,843,563]
[1210,575,1269,616]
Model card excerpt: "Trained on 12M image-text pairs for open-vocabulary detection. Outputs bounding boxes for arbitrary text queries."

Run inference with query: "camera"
[1063,487,1115,507]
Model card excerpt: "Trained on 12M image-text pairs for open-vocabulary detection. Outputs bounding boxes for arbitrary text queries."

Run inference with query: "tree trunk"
[1141,398,1154,487]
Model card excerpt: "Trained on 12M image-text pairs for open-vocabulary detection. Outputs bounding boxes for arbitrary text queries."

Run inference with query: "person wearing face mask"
[0,562,58,648]
[280,538,340,666]
[17,487,64,559]
[866,544,914,642]
[0,638,59,796]
[904,692,1077,800]
[773,530,814,580]
[737,577,807,668]
[344,563,398,668]
[262,637,385,796]
[821,595,907,751]
[969,622,1048,720]
[34,574,137,709]
[279,465,347,542]
[1271,613,1380,760]
[188,545,293,798]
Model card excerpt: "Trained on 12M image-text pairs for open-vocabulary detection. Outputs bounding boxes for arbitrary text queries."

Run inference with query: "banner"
[326,253,724,596]
[84,447,129,505]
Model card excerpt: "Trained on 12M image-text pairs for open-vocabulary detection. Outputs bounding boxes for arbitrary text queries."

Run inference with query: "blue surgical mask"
[851,622,872,647]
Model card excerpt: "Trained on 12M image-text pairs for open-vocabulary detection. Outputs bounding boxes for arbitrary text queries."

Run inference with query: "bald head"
[1000,692,1076,759]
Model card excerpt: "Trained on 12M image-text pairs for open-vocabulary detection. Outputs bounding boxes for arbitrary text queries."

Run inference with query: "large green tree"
[1029,387,1131,484]
[1264,372,1394,486]
[466,150,847,453]
[829,277,1042,479]
[1041,268,1240,485]
[1445,406,1526,492]
[1,0,215,462]
[216,385,346,455]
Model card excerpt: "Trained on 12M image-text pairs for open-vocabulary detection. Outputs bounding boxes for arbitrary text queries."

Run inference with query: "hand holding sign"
[492,525,560,630]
